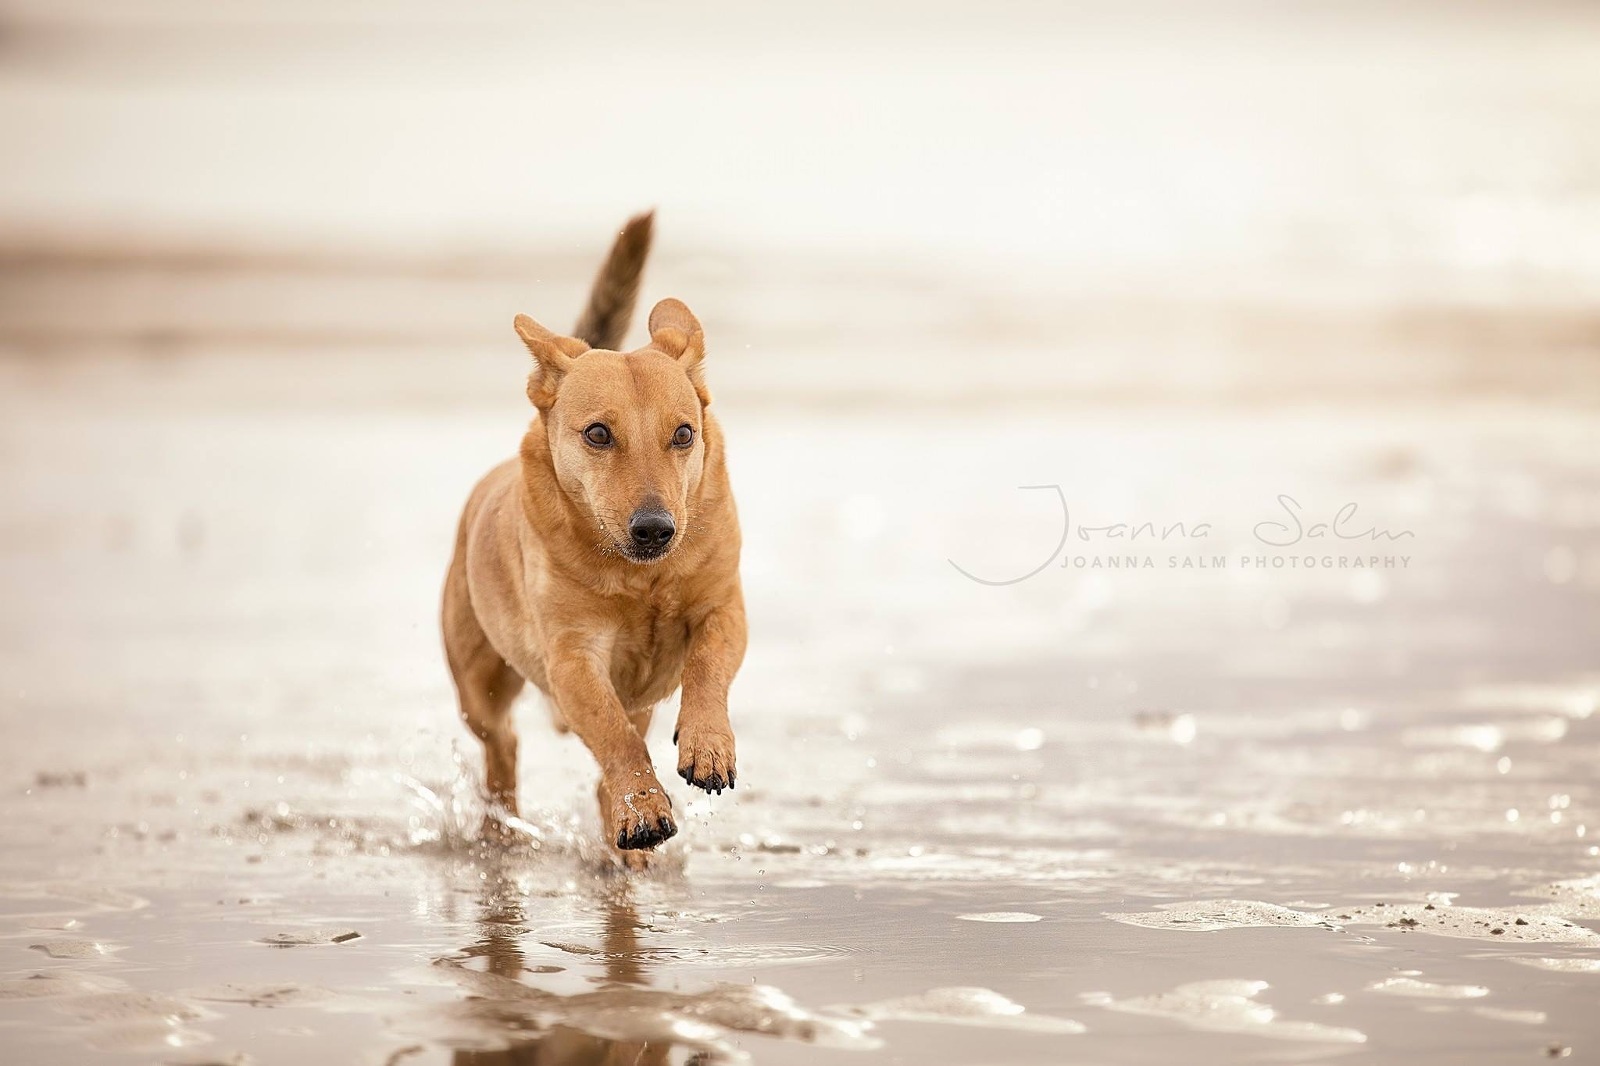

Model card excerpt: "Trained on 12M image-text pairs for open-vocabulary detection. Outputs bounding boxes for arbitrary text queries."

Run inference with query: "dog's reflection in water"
[449,886,699,1066]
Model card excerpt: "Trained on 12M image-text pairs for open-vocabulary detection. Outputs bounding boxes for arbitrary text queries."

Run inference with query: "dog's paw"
[674,724,737,794]
[609,781,676,851]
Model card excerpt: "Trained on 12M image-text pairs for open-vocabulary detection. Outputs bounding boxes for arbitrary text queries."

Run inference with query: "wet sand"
[1,339,1598,1064]
[4,1,1600,1060]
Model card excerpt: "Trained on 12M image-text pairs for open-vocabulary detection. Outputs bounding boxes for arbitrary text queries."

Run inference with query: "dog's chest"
[608,593,692,708]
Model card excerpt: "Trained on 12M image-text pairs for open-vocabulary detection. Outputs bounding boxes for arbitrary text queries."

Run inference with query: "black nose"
[628,509,676,550]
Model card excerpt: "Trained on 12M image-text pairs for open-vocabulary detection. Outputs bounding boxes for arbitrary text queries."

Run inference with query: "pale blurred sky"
[2,0,1599,296]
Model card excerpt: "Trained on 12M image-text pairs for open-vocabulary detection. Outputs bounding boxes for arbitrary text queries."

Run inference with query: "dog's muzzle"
[626,508,676,558]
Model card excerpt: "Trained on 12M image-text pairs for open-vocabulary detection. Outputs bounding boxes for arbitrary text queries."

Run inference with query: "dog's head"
[515,298,712,564]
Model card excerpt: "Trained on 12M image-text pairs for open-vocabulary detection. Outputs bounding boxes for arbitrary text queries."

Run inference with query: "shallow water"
[1,352,1599,1064]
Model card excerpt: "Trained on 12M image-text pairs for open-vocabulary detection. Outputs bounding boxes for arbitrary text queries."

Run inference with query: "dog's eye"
[583,423,613,448]
[672,424,695,448]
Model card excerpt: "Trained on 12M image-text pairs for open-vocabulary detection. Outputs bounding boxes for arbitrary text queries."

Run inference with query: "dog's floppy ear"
[515,314,589,408]
[647,298,711,406]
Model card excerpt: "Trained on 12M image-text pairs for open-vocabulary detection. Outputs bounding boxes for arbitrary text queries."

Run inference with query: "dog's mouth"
[619,540,674,564]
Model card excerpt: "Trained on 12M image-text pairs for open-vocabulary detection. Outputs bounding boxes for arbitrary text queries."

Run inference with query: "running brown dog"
[440,212,744,867]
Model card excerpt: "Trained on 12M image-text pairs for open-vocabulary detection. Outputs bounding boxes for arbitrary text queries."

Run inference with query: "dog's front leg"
[675,599,747,793]
[546,638,676,851]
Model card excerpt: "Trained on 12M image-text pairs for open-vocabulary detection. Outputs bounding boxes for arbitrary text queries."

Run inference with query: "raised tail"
[571,210,655,350]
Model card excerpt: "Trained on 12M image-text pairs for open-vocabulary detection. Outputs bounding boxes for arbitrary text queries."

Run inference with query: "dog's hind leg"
[443,560,526,815]
[455,645,525,815]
